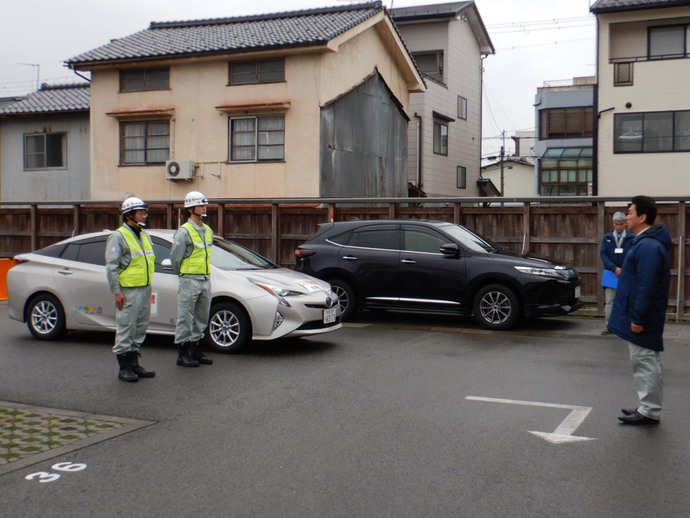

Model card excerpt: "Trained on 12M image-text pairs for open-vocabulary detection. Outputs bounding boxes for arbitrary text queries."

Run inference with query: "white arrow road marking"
[466,396,596,444]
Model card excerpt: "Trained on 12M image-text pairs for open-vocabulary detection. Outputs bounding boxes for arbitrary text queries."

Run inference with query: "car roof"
[322,219,453,230]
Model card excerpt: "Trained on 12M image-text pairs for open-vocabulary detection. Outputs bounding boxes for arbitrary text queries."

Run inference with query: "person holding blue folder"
[600,211,634,334]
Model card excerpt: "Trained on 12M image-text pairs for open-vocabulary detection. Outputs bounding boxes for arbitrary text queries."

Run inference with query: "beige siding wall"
[88,20,413,201]
[399,18,483,197]
[597,6,690,197]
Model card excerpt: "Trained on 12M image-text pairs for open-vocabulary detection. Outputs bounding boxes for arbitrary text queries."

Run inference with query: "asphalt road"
[2,303,690,517]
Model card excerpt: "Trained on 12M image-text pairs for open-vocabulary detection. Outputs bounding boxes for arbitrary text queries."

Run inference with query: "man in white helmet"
[169,191,214,367]
[105,196,157,382]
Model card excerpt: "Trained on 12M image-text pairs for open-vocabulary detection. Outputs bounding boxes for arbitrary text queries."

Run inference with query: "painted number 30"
[25,462,87,483]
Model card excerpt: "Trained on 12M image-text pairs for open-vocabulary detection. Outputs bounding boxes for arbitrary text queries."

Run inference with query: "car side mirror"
[161,258,173,270]
[440,243,462,257]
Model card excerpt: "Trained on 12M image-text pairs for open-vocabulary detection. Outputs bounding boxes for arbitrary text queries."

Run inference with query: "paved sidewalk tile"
[0,401,154,475]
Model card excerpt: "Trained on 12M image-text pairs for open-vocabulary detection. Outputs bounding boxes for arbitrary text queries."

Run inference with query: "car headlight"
[249,279,301,306]
[514,266,570,279]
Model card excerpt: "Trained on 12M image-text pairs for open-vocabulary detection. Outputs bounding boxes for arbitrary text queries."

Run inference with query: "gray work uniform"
[170,220,212,344]
[105,227,153,355]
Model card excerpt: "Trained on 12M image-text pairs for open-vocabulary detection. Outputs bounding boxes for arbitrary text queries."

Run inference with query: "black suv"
[295,220,581,330]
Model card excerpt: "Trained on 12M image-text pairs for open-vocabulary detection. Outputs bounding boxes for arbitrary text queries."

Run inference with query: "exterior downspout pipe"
[414,112,422,189]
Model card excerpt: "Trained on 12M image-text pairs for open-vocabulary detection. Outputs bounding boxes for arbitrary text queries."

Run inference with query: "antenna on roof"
[18,62,40,91]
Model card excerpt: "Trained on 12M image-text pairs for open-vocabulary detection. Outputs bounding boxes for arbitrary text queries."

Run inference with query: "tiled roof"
[391,1,472,20]
[0,83,90,115]
[67,2,384,68]
[590,0,690,13]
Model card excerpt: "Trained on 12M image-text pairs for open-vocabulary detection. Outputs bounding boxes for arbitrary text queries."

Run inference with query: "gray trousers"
[604,287,616,325]
[628,342,663,420]
[113,285,151,354]
[175,276,211,344]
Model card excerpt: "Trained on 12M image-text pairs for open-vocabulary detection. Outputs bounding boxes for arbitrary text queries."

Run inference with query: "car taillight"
[295,249,315,259]
[13,258,28,266]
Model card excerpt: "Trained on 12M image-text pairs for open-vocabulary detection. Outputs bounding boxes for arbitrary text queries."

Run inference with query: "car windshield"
[211,237,278,270]
[439,224,497,253]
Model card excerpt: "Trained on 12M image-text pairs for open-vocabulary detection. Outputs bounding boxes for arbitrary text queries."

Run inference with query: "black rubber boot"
[116,353,139,382]
[191,341,213,365]
[176,343,200,367]
[129,351,156,378]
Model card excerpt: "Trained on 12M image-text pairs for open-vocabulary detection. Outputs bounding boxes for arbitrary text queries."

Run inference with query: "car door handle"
[342,255,358,261]
[401,259,416,264]
[57,269,73,275]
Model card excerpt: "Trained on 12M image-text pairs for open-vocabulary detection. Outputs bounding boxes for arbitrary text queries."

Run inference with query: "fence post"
[597,201,606,315]
[522,202,530,253]
[30,204,37,251]
[73,204,80,236]
[271,203,280,263]
[677,201,686,321]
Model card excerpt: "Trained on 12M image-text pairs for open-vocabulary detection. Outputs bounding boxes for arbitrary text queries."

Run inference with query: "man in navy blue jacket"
[599,211,634,334]
[608,196,671,425]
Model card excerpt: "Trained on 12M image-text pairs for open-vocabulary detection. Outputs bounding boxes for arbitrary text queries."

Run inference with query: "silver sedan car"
[7,230,342,353]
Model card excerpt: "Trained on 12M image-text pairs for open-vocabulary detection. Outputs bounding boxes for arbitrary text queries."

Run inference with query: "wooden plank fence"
[1,196,688,320]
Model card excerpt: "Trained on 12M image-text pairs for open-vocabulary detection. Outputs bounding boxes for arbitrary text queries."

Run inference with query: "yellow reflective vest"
[117,225,155,287]
[180,222,212,275]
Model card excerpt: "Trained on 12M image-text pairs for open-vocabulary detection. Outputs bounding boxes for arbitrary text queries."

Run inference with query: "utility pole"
[500,130,505,196]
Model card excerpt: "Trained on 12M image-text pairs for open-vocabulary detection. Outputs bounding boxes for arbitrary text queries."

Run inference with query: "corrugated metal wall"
[320,73,408,198]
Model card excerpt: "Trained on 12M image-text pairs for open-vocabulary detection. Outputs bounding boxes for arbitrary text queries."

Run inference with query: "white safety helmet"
[121,196,147,214]
[184,191,208,209]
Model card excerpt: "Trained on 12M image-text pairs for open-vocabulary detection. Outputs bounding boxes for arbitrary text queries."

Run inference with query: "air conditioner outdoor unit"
[165,160,196,180]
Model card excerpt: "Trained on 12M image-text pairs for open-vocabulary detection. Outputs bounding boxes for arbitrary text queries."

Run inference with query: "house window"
[433,120,448,156]
[120,121,170,165]
[120,68,169,92]
[230,115,285,162]
[614,62,633,86]
[540,107,593,139]
[24,133,66,169]
[457,166,467,189]
[614,111,690,153]
[413,51,444,83]
[648,25,687,60]
[230,59,285,85]
[458,96,468,120]
[539,147,593,196]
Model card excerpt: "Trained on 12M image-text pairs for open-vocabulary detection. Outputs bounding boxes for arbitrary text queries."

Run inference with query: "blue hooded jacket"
[608,225,672,351]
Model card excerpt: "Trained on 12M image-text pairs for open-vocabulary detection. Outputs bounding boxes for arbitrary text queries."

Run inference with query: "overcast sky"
[1,0,596,158]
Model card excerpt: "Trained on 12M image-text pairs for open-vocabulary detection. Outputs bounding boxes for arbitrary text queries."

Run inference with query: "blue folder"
[602,269,618,289]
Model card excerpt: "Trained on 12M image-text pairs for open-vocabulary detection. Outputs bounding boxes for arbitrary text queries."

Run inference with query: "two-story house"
[0,83,90,201]
[591,0,690,197]
[65,2,424,201]
[391,1,494,197]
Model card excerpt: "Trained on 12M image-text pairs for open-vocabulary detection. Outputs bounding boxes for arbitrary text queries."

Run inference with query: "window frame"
[229,114,285,163]
[539,107,593,139]
[614,110,690,153]
[457,96,468,120]
[23,132,67,170]
[648,24,688,60]
[614,62,633,87]
[119,120,170,166]
[120,68,170,92]
[229,59,285,86]
[412,50,444,83]
[433,119,449,156]
[539,147,593,196]
[457,166,467,189]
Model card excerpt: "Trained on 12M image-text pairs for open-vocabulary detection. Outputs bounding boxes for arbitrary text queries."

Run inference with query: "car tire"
[204,301,251,353]
[473,284,520,330]
[330,278,357,321]
[27,293,67,340]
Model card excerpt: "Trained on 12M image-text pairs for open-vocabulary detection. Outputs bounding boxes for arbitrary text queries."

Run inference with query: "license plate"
[323,307,337,324]
[575,286,581,299]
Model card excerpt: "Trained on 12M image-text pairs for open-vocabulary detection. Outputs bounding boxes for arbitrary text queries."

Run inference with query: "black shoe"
[618,410,660,425]
[191,341,213,365]
[129,351,156,378]
[621,408,636,416]
[176,343,200,367]
[116,354,139,383]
